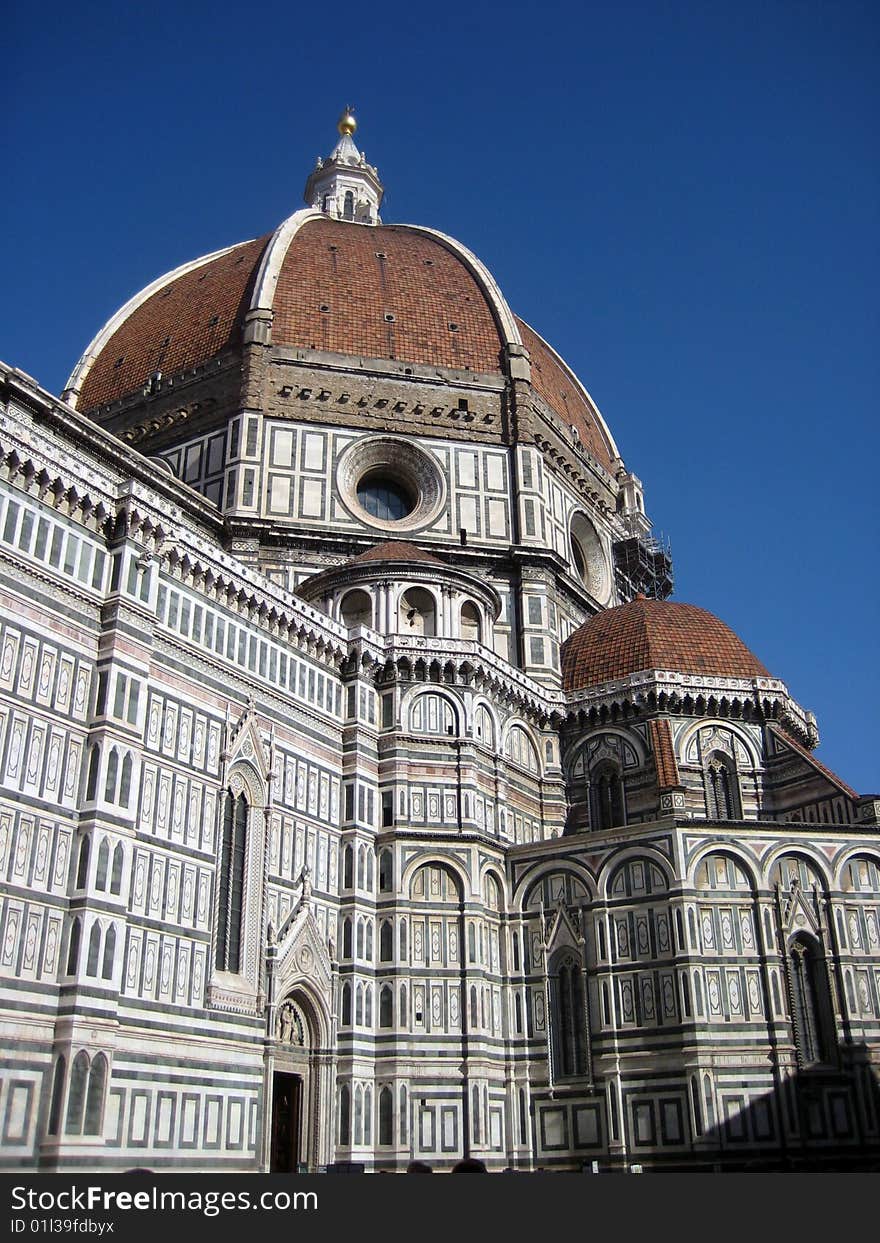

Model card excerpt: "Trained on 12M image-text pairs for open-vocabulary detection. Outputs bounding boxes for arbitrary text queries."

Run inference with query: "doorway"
[270,1072,302,1172]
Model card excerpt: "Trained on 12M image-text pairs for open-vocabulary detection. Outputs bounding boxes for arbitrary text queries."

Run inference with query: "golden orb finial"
[337,107,357,137]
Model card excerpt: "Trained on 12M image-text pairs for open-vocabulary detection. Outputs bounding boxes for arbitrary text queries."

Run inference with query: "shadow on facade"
[690,1039,880,1172]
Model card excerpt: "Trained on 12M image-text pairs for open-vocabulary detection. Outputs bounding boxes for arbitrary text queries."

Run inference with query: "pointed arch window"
[788,933,834,1066]
[589,762,625,831]
[66,918,81,975]
[75,836,90,889]
[216,790,247,973]
[110,844,124,896]
[550,950,588,1078]
[65,1052,90,1135]
[101,926,116,980]
[104,748,119,802]
[84,1054,107,1135]
[339,1084,351,1145]
[86,923,102,976]
[705,752,741,819]
[379,1087,393,1145]
[48,1057,66,1135]
[95,840,109,891]
[85,745,100,801]
[379,920,393,962]
[380,985,393,1028]
[119,753,133,806]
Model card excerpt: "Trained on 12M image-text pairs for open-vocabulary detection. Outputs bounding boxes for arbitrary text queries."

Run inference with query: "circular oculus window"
[338,437,445,532]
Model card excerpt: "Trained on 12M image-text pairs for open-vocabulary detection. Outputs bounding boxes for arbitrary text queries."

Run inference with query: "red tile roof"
[273,219,505,373]
[79,236,270,411]
[561,597,770,691]
[350,541,446,567]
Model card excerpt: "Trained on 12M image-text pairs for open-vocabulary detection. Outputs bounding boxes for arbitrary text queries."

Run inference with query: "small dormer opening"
[343,191,354,221]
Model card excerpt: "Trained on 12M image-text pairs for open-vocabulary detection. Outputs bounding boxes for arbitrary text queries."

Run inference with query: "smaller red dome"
[561,597,770,692]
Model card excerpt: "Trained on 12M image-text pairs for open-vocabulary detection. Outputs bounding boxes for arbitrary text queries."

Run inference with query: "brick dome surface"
[561,597,770,692]
[70,216,616,472]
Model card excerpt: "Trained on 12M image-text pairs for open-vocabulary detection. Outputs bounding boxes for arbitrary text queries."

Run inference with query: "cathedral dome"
[561,596,771,692]
[63,121,618,474]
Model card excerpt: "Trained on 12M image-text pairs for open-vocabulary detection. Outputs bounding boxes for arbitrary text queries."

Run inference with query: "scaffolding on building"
[613,531,674,600]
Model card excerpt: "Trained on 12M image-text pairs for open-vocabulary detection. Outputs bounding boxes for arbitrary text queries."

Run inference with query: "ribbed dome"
[66,214,617,472]
[561,597,770,692]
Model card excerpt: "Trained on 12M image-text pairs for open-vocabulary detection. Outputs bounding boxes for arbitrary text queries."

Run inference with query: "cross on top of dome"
[303,108,384,224]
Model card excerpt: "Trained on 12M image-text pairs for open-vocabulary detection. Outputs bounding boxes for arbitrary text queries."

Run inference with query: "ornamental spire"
[303,108,384,224]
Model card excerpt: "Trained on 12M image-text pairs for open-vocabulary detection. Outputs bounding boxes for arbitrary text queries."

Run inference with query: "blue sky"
[4,1,878,791]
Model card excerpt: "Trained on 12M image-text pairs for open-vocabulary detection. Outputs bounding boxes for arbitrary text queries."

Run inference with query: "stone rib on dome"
[561,597,770,692]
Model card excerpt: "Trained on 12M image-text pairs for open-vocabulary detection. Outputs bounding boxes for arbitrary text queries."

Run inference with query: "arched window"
[366,849,374,891]
[85,745,100,801]
[86,923,102,976]
[341,982,352,1026]
[342,917,352,959]
[589,762,625,830]
[343,190,354,221]
[505,725,539,774]
[470,985,478,1028]
[363,1086,372,1145]
[788,933,834,1066]
[95,839,109,891]
[550,951,588,1078]
[339,1085,351,1145]
[399,1085,408,1144]
[474,704,495,748]
[355,985,363,1026]
[365,921,373,961]
[341,590,373,629]
[356,919,364,959]
[66,918,81,975]
[357,846,365,889]
[410,692,456,736]
[354,1085,363,1145]
[110,844,124,895]
[84,1054,107,1135]
[380,921,393,962]
[75,835,90,889]
[379,849,393,892]
[399,918,407,962]
[119,753,133,807]
[365,985,373,1027]
[519,1088,528,1145]
[101,926,116,980]
[343,844,353,889]
[216,790,247,973]
[397,586,437,636]
[48,1057,66,1135]
[398,587,436,637]
[380,985,393,1028]
[104,748,119,802]
[66,1052,89,1135]
[378,1086,393,1145]
[472,1084,481,1143]
[705,753,741,819]
[460,601,481,643]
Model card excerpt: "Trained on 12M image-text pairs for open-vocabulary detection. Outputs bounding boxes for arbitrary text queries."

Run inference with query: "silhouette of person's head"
[451,1158,487,1173]
[406,1160,433,1173]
